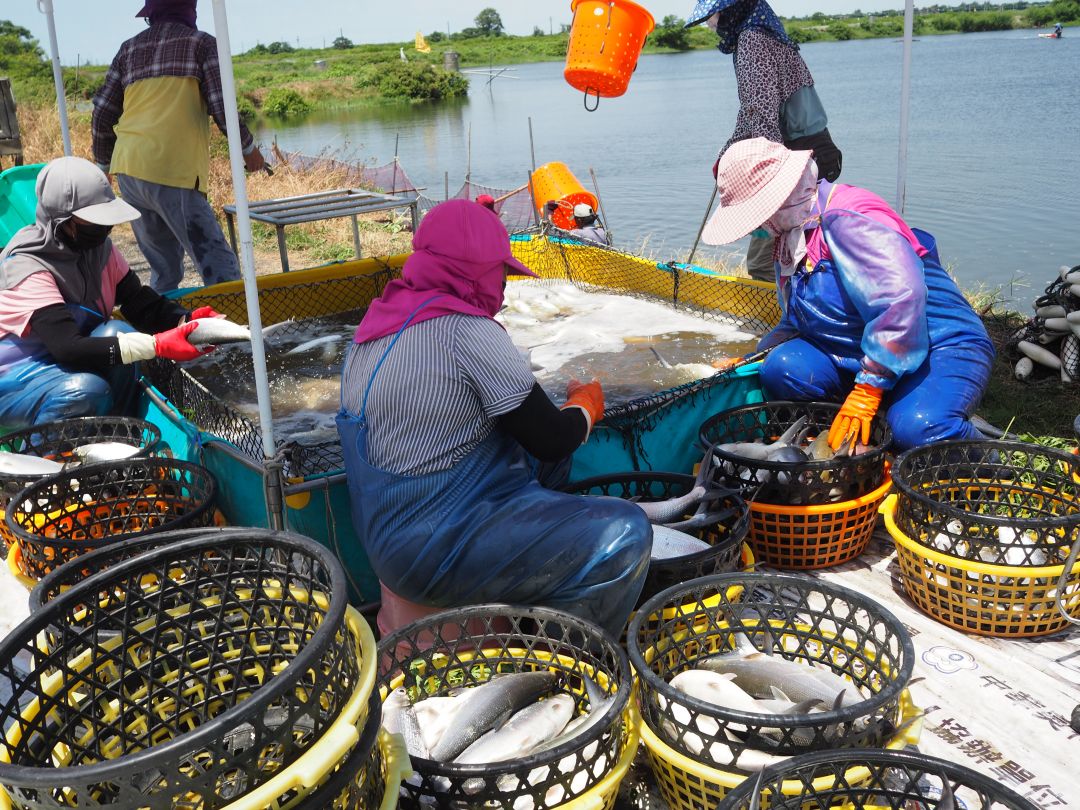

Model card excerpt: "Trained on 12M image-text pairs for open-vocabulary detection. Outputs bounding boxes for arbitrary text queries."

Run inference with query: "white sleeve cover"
[116,331,158,364]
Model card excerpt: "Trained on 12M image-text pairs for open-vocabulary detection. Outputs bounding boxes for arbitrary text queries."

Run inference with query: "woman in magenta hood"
[337,199,651,637]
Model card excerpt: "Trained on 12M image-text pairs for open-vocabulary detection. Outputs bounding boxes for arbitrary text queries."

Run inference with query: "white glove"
[116,332,157,364]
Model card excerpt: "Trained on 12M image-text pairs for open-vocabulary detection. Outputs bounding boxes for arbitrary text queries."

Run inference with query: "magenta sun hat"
[414,198,538,278]
[702,137,814,245]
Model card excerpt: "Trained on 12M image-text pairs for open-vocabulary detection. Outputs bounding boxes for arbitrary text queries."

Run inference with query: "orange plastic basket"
[746,465,892,569]
[530,161,598,229]
[564,0,655,105]
[882,494,1080,637]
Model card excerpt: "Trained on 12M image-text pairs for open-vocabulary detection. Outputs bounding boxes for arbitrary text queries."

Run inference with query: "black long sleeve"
[114,271,189,333]
[498,383,589,462]
[28,304,119,372]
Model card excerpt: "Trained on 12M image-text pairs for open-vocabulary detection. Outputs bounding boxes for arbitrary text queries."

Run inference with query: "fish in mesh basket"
[376,605,632,809]
[629,573,915,773]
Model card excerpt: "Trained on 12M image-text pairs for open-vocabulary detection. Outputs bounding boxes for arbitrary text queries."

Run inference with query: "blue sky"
[8,1,905,66]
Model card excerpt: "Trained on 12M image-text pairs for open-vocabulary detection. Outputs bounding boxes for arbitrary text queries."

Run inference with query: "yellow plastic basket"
[5,542,34,590]
[883,494,1080,637]
[558,700,640,810]
[747,468,892,569]
[639,689,922,810]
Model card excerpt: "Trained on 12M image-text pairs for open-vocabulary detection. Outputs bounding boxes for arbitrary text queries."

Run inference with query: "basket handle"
[381,728,415,783]
[583,87,600,112]
[877,493,897,517]
[288,717,360,787]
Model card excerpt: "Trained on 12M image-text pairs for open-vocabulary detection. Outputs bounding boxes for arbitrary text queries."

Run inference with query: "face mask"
[766,161,820,275]
[59,222,113,252]
[705,11,721,30]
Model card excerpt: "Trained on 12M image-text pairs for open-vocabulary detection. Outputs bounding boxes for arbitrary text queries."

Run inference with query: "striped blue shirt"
[341,315,536,475]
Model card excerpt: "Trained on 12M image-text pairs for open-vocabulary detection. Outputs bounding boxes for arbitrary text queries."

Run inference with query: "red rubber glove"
[188,306,225,321]
[562,379,605,438]
[155,321,211,362]
[828,383,884,449]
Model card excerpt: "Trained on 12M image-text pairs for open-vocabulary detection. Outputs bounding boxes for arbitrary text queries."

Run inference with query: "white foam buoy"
[1014,356,1035,380]
[1017,340,1062,370]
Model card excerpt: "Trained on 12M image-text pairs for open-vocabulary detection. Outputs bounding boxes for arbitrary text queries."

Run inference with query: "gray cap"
[38,156,141,226]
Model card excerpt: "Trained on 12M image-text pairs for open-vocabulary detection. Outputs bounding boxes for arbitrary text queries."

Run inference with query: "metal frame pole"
[588,167,612,240]
[210,0,281,529]
[37,0,71,156]
[896,0,914,215]
[528,116,537,173]
[686,185,718,267]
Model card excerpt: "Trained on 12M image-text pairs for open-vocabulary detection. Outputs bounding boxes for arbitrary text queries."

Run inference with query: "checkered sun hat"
[702,138,814,245]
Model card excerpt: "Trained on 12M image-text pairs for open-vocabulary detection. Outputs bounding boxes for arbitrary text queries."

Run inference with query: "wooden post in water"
[445,171,450,201]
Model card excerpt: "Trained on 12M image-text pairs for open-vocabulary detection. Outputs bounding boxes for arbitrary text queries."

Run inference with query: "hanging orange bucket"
[530,161,598,229]
[564,0,656,109]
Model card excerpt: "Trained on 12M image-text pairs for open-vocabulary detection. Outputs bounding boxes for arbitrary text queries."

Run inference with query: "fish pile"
[927,519,1060,567]
[0,440,142,476]
[497,280,759,408]
[658,632,880,772]
[382,671,616,808]
[710,415,873,503]
[1012,265,1080,383]
[629,446,742,562]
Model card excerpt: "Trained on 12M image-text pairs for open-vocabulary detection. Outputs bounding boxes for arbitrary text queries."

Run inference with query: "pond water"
[259,27,1079,306]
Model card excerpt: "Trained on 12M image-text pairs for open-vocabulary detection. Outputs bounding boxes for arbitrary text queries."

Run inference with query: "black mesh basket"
[28,526,250,612]
[0,530,360,810]
[628,573,914,772]
[376,605,631,809]
[294,693,385,810]
[716,748,1037,810]
[892,440,1080,565]
[5,457,216,580]
[698,401,891,505]
[563,472,749,604]
[0,417,161,553]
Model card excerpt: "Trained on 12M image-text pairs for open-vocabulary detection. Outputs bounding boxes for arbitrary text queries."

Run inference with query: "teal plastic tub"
[0,163,44,246]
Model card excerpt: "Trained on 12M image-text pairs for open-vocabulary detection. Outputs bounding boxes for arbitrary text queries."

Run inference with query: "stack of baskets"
[5,454,216,587]
[565,471,752,602]
[0,417,161,560]
[716,748,1037,809]
[0,528,400,810]
[886,439,1080,636]
[376,605,638,809]
[629,573,921,809]
[699,401,892,568]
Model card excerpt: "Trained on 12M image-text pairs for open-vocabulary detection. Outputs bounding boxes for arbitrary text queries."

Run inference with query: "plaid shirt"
[92,22,253,168]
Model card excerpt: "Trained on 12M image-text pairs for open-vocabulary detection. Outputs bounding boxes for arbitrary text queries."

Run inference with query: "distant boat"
[1038,33,1063,38]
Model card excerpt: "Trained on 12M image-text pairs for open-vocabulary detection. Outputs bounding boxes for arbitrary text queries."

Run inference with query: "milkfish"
[0,451,66,476]
[284,334,345,356]
[186,317,252,346]
[427,671,558,762]
[381,686,430,759]
[454,693,575,764]
[74,441,141,464]
[650,525,713,561]
[698,648,861,711]
[636,445,732,527]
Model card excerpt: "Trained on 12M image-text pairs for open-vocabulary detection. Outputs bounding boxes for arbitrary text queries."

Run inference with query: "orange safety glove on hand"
[187,306,225,321]
[562,379,604,441]
[155,322,212,362]
[827,383,884,450]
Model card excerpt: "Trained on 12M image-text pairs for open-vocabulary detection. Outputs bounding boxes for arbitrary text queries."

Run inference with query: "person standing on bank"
[92,0,266,293]
[686,0,842,282]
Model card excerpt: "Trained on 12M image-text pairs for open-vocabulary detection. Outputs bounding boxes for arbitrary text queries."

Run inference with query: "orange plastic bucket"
[530,161,598,229]
[565,0,656,105]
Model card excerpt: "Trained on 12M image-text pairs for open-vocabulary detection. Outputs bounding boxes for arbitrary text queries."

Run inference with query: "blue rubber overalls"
[336,302,652,638]
[0,302,139,429]
[759,182,994,450]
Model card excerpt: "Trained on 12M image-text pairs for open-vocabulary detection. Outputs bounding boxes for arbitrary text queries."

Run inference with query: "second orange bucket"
[565,0,656,104]
[530,162,599,229]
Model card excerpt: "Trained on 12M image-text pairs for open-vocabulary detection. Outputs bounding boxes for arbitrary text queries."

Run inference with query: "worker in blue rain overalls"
[703,138,994,451]
[337,199,652,636]
[0,157,222,429]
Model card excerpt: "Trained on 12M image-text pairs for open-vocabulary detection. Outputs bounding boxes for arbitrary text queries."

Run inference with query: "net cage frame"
[292,691,385,810]
[562,471,750,603]
[891,439,1080,565]
[0,417,162,553]
[28,526,253,612]
[4,457,217,581]
[145,230,780,483]
[698,401,892,506]
[0,529,360,810]
[628,572,915,771]
[714,747,1038,810]
[375,604,632,809]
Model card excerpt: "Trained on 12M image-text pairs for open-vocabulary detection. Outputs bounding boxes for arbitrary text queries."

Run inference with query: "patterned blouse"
[720,28,816,158]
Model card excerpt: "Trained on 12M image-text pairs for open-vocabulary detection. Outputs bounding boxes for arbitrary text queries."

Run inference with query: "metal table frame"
[223,187,419,273]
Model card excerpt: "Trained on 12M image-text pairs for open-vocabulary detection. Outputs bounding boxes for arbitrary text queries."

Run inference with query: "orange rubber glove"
[828,383,884,449]
[562,379,604,440]
[711,357,740,371]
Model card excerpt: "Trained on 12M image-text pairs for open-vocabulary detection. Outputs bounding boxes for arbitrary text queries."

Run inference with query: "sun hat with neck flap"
[702,137,813,245]
[353,199,537,344]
